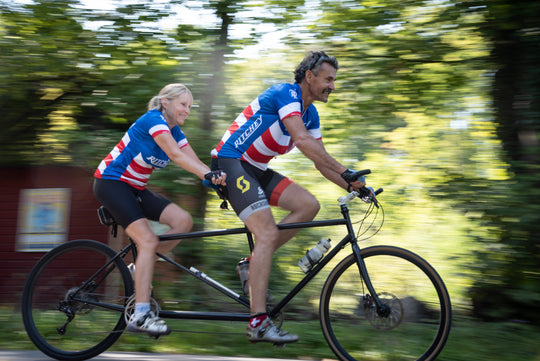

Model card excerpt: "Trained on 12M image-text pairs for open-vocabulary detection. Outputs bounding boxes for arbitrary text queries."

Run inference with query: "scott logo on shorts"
[236,176,250,194]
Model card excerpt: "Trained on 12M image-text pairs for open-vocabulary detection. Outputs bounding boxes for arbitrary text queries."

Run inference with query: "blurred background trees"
[1,0,538,323]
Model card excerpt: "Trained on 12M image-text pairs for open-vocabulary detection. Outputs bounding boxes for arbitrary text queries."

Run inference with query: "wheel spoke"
[320,247,451,361]
[22,240,133,361]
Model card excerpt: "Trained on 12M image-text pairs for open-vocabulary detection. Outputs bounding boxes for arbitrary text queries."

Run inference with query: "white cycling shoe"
[127,311,171,337]
[246,317,299,344]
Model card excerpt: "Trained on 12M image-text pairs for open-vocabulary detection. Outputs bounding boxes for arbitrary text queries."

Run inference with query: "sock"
[249,313,268,328]
[133,302,151,319]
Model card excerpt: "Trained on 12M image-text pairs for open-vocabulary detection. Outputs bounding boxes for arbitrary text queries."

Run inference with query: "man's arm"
[282,115,364,190]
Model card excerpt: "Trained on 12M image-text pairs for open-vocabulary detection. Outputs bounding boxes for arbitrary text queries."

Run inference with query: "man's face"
[308,62,337,103]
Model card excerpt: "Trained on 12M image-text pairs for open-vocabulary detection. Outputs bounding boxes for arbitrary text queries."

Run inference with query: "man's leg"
[275,182,320,247]
[245,181,319,314]
[243,208,298,343]
[243,208,279,315]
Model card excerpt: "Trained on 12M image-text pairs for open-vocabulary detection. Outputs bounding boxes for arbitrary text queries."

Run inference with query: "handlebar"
[356,169,371,177]
[342,169,371,185]
[338,187,383,206]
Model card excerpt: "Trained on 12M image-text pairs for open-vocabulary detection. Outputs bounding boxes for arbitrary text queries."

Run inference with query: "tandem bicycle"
[22,170,452,361]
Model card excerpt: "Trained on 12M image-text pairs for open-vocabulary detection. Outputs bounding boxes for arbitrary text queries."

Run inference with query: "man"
[211,51,366,344]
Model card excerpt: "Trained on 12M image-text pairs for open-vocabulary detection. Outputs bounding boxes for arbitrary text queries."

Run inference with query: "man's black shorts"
[212,158,292,222]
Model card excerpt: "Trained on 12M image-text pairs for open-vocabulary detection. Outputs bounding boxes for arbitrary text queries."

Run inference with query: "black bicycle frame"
[69,201,385,322]
[142,201,386,322]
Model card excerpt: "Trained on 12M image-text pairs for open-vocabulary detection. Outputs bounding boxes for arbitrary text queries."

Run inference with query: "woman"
[94,83,226,336]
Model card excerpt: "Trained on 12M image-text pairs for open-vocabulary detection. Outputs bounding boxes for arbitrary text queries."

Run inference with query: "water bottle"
[236,258,250,295]
[298,238,331,273]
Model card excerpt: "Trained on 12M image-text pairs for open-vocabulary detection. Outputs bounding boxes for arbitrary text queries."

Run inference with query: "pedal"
[273,342,286,348]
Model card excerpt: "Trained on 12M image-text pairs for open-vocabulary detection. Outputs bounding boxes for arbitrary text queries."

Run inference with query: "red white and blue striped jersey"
[94,109,189,190]
[211,82,321,170]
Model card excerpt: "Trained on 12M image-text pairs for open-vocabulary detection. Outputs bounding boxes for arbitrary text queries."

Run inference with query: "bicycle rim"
[22,239,133,361]
[320,246,451,361]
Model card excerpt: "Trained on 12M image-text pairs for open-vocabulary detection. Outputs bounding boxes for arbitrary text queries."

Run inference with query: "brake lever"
[360,187,382,208]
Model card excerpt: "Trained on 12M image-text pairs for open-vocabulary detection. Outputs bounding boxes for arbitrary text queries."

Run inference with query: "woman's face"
[163,92,192,126]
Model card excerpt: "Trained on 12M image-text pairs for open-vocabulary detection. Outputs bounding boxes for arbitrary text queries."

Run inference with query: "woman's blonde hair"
[147,83,193,111]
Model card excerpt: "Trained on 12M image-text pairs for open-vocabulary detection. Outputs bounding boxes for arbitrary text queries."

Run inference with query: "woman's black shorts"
[93,178,171,229]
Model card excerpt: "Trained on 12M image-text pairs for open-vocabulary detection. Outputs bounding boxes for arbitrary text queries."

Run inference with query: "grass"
[3,307,539,360]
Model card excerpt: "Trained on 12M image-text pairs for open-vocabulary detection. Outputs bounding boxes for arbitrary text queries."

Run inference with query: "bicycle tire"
[22,239,134,361]
[320,246,451,361]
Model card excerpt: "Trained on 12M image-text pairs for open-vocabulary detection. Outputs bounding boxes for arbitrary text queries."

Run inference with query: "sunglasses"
[308,54,335,71]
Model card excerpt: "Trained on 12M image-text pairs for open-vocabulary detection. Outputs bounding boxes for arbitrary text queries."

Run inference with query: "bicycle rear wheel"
[22,239,133,361]
[320,246,451,361]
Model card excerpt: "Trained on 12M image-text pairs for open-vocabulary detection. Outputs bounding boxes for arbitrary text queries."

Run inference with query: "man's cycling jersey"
[94,109,188,190]
[211,82,322,170]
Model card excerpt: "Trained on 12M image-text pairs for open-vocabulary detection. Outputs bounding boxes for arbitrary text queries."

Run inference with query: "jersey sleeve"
[146,111,171,138]
[149,123,170,138]
[171,126,189,149]
[306,105,322,140]
[133,110,170,139]
[273,85,302,121]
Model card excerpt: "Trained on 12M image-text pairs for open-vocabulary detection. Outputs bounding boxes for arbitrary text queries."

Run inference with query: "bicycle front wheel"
[22,239,133,361]
[320,246,451,361]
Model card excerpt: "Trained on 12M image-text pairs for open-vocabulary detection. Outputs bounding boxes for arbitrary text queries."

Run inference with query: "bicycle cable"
[353,201,385,241]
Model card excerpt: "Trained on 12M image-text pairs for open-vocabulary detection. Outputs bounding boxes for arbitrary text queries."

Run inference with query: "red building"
[0,166,111,304]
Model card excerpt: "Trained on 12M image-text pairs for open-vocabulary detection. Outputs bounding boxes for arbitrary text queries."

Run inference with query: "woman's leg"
[155,202,193,255]
[125,218,160,305]
[126,202,193,304]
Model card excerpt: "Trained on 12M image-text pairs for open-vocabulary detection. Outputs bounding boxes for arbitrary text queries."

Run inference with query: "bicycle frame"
[23,185,453,361]
[99,200,386,322]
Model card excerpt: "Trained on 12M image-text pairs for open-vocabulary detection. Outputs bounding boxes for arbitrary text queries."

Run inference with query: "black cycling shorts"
[93,178,172,229]
[212,158,293,222]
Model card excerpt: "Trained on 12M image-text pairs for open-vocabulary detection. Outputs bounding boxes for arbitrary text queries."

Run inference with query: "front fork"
[351,242,391,317]
[341,203,391,318]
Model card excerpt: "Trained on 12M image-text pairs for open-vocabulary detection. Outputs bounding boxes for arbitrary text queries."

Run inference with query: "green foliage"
[2,0,539,325]
[467,0,540,322]
[303,0,540,323]
[0,0,99,164]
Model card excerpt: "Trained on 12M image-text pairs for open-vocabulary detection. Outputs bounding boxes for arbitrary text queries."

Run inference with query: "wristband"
[204,170,223,181]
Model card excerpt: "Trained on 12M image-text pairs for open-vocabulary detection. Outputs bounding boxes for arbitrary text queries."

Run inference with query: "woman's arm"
[154,132,226,185]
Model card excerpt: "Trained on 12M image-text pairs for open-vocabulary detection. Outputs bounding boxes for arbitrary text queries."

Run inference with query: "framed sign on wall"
[16,188,71,252]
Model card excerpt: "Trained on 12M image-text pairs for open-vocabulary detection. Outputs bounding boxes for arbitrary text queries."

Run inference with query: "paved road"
[0,351,307,361]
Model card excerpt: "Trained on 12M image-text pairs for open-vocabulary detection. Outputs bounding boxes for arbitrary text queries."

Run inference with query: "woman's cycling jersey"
[211,82,322,170]
[94,109,188,190]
